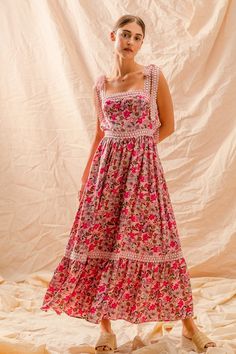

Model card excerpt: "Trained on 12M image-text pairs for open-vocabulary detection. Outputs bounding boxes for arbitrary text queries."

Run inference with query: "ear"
[110,31,116,41]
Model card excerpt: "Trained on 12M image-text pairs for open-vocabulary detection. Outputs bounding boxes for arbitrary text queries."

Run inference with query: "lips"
[124,48,133,52]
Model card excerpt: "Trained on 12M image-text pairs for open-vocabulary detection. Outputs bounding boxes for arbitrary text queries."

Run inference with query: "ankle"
[100,328,114,334]
[182,325,198,337]
[100,320,113,334]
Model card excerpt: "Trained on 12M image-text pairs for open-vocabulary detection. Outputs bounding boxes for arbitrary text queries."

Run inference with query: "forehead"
[118,23,143,36]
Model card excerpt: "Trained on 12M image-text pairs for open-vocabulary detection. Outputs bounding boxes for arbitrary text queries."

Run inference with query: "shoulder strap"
[93,75,105,122]
[150,64,161,142]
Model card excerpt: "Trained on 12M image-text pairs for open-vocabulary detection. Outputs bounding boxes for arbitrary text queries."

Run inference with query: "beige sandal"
[181,330,216,353]
[95,332,117,354]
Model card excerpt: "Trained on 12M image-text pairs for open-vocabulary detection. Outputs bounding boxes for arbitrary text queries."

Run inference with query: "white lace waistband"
[104,128,154,138]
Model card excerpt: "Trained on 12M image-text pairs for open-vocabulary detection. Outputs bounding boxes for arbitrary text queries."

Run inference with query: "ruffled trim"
[41,256,194,324]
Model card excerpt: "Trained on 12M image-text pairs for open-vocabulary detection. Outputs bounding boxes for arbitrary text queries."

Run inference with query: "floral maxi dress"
[41,63,194,324]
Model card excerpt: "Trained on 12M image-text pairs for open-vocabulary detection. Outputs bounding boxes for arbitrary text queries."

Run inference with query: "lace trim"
[150,64,161,142]
[66,249,184,264]
[104,128,154,138]
[94,76,105,121]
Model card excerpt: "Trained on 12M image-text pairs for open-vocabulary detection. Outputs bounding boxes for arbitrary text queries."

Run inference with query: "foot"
[96,329,116,351]
[182,327,216,349]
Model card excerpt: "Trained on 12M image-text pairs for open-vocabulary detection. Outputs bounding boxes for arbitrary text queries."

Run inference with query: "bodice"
[95,64,161,139]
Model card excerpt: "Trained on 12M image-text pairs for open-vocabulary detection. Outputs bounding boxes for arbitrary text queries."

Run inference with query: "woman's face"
[111,22,144,57]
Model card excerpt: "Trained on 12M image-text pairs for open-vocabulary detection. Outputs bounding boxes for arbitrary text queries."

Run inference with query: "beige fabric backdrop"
[0,0,235,353]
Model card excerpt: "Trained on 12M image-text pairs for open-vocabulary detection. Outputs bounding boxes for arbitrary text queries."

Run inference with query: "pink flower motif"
[131,167,137,173]
[170,241,176,248]
[127,278,133,285]
[128,232,136,239]
[172,283,179,290]
[165,296,172,302]
[142,233,149,241]
[93,223,100,230]
[90,307,96,313]
[149,214,155,220]
[168,221,173,229]
[124,292,131,300]
[139,175,145,182]
[111,302,118,309]
[148,304,156,310]
[132,150,137,157]
[70,277,76,283]
[131,305,136,311]
[81,222,89,229]
[89,244,95,251]
[137,117,143,124]
[100,167,106,173]
[112,188,118,194]
[85,196,92,203]
[172,261,179,269]
[178,299,184,308]
[58,264,64,272]
[137,223,143,230]
[111,114,117,121]
[124,110,131,118]
[98,284,106,292]
[127,143,134,151]
[150,193,157,201]
[152,245,160,252]
[139,192,144,199]
[124,192,130,198]
[130,215,137,222]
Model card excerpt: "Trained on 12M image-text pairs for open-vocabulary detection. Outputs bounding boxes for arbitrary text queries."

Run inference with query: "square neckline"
[102,64,150,99]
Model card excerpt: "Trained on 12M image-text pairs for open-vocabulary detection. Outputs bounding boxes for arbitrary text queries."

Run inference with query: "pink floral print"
[41,64,194,324]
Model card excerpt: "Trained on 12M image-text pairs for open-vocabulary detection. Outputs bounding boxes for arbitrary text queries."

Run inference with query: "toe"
[205,342,216,348]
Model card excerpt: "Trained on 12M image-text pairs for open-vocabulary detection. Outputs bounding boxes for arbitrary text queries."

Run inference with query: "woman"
[41,14,217,353]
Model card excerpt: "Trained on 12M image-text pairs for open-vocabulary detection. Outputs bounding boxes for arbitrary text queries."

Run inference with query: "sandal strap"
[192,330,214,350]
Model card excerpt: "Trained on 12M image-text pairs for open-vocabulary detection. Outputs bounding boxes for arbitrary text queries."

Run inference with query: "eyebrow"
[122,29,143,37]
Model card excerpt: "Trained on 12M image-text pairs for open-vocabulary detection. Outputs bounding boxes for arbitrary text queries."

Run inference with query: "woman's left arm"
[156,70,175,143]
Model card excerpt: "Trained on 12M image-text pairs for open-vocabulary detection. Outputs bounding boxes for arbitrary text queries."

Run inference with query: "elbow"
[165,125,175,135]
[169,122,175,134]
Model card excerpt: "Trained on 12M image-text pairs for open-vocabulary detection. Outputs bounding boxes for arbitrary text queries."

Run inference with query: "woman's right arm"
[80,84,104,186]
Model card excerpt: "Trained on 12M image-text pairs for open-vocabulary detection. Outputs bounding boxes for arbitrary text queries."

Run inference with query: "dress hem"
[40,305,194,325]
